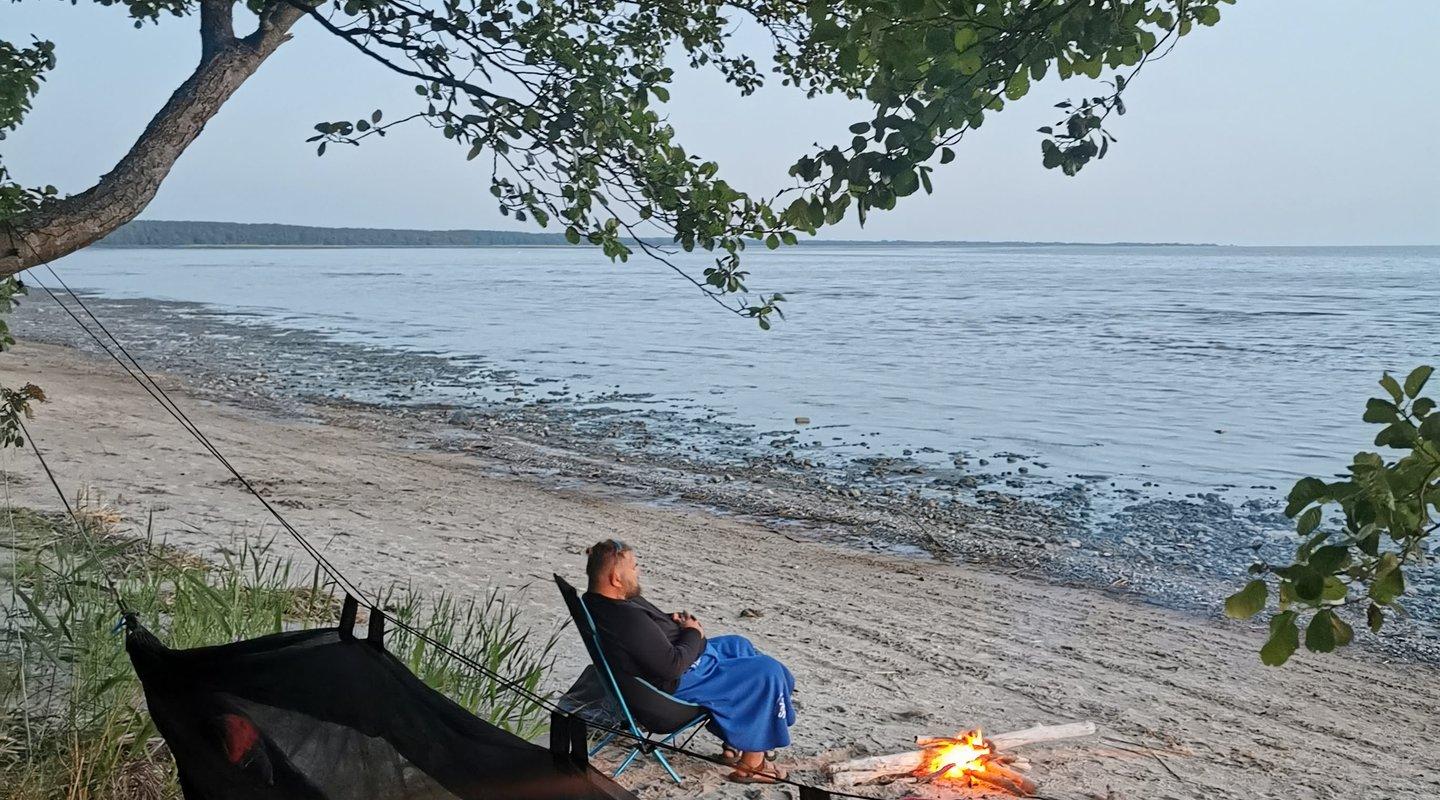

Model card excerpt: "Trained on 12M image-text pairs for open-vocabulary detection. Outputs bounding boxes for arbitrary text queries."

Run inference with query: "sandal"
[720,746,741,766]
[727,757,787,784]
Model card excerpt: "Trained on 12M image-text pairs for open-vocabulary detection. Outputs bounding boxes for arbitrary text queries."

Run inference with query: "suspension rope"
[20,261,906,800]
[12,413,129,614]
[28,268,559,713]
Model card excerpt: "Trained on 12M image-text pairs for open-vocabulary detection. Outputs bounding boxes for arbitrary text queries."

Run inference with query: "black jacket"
[583,592,706,693]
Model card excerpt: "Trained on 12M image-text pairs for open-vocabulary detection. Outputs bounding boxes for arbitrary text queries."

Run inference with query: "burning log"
[968,756,1038,796]
[826,721,1096,796]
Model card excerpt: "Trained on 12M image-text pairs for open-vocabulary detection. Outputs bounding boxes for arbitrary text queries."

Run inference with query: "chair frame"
[554,575,710,784]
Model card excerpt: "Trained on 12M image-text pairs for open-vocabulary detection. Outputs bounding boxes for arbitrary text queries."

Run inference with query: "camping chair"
[553,575,711,784]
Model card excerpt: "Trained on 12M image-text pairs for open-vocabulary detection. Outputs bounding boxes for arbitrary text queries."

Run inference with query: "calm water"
[46,244,1440,498]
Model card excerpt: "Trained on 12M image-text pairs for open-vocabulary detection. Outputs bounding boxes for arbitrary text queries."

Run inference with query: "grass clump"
[1,502,558,799]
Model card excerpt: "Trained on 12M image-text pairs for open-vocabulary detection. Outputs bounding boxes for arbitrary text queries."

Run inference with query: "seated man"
[582,539,795,783]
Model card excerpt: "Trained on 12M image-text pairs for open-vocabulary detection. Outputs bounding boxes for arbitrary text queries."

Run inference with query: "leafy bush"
[1,504,558,798]
[1226,366,1439,665]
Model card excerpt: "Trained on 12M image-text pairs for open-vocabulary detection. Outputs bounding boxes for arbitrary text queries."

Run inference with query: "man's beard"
[624,577,643,599]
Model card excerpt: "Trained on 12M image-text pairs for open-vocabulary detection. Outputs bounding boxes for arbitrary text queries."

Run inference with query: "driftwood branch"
[0,3,311,277]
[827,721,1098,781]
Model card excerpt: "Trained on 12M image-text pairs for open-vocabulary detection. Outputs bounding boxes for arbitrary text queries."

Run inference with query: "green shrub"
[1226,366,1439,665]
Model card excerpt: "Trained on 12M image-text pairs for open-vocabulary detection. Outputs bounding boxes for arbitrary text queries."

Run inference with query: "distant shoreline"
[94,241,1229,249]
[94,220,1439,250]
[96,219,1228,249]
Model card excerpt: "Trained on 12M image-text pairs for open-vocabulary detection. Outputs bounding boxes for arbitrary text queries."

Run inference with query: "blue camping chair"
[553,575,711,784]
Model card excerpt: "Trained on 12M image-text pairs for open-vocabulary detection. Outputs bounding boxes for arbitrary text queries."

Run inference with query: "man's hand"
[673,611,704,637]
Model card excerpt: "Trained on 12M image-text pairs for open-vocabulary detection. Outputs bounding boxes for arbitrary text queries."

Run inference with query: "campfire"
[826,721,1097,797]
[913,729,1035,796]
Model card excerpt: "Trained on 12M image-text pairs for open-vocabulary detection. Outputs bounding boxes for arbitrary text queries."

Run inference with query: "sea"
[41,243,1439,498]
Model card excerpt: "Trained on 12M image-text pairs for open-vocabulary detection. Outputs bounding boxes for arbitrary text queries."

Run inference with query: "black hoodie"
[583,592,706,692]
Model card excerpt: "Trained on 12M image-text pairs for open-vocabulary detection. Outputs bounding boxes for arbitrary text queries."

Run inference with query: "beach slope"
[2,341,1435,800]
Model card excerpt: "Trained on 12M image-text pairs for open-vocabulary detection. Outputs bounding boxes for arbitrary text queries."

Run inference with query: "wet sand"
[2,341,1437,800]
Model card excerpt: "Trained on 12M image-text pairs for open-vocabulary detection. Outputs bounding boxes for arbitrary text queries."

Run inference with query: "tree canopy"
[1,0,1231,323]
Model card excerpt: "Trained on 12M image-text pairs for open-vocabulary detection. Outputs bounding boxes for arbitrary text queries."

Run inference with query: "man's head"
[586,538,642,599]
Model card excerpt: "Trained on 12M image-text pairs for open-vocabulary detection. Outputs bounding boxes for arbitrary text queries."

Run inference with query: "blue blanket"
[673,635,795,752]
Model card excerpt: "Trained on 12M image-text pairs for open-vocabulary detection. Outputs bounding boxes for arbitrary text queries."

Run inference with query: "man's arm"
[614,607,705,682]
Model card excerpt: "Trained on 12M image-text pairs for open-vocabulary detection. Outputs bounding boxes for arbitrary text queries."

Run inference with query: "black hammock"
[124,597,635,800]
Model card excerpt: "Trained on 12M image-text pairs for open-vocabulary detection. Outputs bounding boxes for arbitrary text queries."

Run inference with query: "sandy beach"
[2,339,1437,800]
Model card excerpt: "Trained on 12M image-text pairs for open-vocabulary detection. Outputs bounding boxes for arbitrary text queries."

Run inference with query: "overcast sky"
[4,1,1438,245]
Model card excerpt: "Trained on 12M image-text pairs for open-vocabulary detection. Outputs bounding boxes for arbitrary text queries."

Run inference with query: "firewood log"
[917,722,1096,750]
[990,722,1096,750]
[830,721,1096,781]
[971,762,1039,796]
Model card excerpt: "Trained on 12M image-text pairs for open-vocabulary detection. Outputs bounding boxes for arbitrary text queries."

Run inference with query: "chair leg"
[588,730,616,757]
[612,745,643,778]
[651,749,683,784]
[648,715,708,785]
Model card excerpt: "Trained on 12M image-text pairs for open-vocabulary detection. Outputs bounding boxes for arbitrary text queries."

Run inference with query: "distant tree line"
[95,220,567,248]
[95,220,1215,249]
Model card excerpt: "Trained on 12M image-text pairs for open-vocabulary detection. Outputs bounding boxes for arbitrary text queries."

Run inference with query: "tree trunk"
[0,5,304,277]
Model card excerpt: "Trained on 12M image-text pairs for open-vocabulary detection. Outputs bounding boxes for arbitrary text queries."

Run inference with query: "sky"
[3,1,1438,245]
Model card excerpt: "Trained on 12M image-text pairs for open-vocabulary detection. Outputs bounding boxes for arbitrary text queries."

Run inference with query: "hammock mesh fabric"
[125,613,636,800]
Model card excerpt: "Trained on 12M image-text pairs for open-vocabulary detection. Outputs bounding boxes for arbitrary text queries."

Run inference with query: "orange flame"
[921,729,993,780]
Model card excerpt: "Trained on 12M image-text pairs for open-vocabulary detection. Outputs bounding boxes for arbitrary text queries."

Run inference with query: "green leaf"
[1380,373,1404,403]
[1369,554,1404,605]
[1331,613,1354,647]
[1284,477,1327,517]
[849,122,871,135]
[1293,569,1324,603]
[1320,576,1348,603]
[1260,611,1299,666]
[1305,610,1337,652]
[1004,71,1030,101]
[1224,580,1267,619]
[1420,414,1440,443]
[1362,398,1399,424]
[1308,545,1349,575]
[1404,365,1433,398]
[1374,421,1419,448]
[1295,506,1322,536]
[1367,602,1384,633]
[939,147,955,165]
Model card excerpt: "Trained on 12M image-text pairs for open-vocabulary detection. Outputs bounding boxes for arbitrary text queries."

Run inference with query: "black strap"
[549,712,589,769]
[366,607,385,647]
[567,714,588,768]
[339,595,358,641]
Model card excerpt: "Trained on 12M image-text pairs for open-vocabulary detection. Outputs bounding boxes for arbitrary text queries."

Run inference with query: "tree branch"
[0,5,309,276]
[199,0,236,62]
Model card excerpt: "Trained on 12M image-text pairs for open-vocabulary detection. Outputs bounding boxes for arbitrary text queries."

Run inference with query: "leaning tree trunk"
[0,2,306,277]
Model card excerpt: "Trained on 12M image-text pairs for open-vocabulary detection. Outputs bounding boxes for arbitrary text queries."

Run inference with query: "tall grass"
[1,502,559,799]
